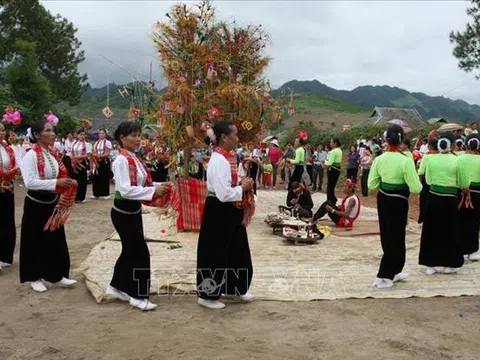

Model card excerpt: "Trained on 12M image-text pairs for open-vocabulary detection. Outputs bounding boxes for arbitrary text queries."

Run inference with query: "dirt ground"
[1,184,479,360]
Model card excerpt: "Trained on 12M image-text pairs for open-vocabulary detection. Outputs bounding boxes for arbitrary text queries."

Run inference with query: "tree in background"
[0,0,87,105]
[5,40,52,121]
[450,0,480,78]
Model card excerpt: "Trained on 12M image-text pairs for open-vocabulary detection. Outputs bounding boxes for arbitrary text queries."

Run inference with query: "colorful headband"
[345,179,357,189]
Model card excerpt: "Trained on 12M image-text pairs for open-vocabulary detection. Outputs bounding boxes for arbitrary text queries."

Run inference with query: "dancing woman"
[0,123,18,270]
[197,121,255,309]
[91,129,112,199]
[71,130,91,203]
[20,120,77,292]
[323,138,343,204]
[457,134,480,261]
[368,125,422,288]
[287,137,306,188]
[417,138,438,224]
[106,122,169,311]
[419,132,470,275]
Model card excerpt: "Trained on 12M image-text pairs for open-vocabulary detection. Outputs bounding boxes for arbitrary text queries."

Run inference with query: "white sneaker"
[393,273,408,283]
[53,277,77,287]
[0,261,11,268]
[468,252,480,261]
[444,267,461,274]
[105,286,130,302]
[90,195,98,199]
[129,298,157,311]
[373,278,394,289]
[425,267,437,275]
[198,298,226,309]
[30,280,47,292]
[101,196,111,200]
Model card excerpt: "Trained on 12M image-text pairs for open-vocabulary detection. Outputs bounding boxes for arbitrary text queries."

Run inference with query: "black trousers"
[110,200,151,299]
[197,197,253,300]
[73,160,88,201]
[289,165,304,188]
[92,159,111,197]
[306,165,314,185]
[62,155,73,176]
[327,167,341,204]
[20,191,70,283]
[361,168,369,197]
[376,189,410,280]
[419,191,464,268]
[418,177,429,224]
[0,191,16,264]
[457,189,480,255]
[346,167,358,183]
[313,200,341,224]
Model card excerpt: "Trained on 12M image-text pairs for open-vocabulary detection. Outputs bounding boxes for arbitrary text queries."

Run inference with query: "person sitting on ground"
[286,181,313,218]
[312,179,361,229]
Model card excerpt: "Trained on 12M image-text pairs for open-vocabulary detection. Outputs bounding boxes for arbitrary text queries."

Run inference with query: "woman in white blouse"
[71,130,92,203]
[20,120,77,292]
[91,129,112,199]
[106,122,167,311]
[196,121,254,309]
[0,122,18,270]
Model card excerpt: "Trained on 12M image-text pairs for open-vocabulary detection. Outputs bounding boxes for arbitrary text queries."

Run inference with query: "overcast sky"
[41,1,480,104]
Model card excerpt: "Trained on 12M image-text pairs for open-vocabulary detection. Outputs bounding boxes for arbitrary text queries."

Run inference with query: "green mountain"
[277,80,480,123]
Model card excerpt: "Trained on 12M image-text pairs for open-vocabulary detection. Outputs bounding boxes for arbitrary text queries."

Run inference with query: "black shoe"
[312,225,325,239]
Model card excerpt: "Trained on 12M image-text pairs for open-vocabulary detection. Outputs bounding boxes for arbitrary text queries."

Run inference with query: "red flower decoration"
[297,130,308,140]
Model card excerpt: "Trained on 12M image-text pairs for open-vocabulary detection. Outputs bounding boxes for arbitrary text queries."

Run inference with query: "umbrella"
[388,119,412,133]
[438,123,463,132]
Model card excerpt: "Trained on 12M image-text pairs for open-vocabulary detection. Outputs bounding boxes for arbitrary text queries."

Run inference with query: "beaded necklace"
[43,148,57,178]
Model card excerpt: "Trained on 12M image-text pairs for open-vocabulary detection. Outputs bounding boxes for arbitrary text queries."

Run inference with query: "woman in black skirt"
[417,138,437,224]
[419,132,470,275]
[0,122,18,270]
[20,120,77,292]
[368,125,422,288]
[91,129,112,199]
[197,121,254,309]
[456,134,480,261]
[71,130,91,203]
[106,122,168,311]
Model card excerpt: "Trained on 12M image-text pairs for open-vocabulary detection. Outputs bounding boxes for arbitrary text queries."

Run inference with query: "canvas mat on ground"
[79,191,480,303]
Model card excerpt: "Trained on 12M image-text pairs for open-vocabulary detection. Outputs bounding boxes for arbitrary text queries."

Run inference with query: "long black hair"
[114,121,142,147]
[29,120,49,144]
[213,120,235,146]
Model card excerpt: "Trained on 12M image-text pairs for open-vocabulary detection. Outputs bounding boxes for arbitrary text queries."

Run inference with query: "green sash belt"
[380,182,409,191]
[430,185,458,195]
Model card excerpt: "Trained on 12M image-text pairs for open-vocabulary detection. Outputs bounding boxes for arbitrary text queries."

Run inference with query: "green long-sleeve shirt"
[418,153,435,176]
[290,147,305,165]
[424,153,470,190]
[325,147,342,166]
[458,153,480,184]
[368,152,422,193]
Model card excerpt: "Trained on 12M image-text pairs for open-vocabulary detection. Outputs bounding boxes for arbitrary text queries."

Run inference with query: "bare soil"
[0,184,479,360]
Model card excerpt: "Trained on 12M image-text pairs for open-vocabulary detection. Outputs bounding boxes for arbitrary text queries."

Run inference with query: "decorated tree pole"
[151,0,281,176]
